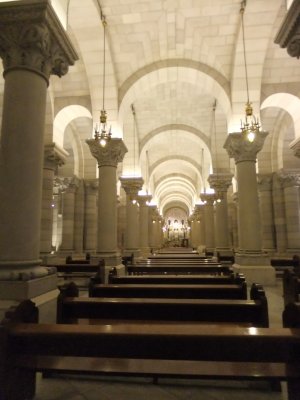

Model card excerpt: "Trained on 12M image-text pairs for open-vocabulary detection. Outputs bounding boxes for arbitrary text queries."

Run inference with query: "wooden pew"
[282,302,300,328]
[1,301,300,400]
[54,259,105,288]
[57,282,267,326]
[95,271,244,288]
[126,264,232,276]
[283,269,300,306]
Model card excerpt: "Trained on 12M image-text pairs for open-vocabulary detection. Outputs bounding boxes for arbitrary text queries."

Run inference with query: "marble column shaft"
[120,177,144,256]
[86,138,127,261]
[60,178,77,252]
[74,179,84,254]
[208,173,233,251]
[257,174,276,252]
[40,143,67,255]
[200,194,215,251]
[138,195,152,255]
[0,0,77,282]
[281,172,300,251]
[84,180,98,253]
[224,132,268,254]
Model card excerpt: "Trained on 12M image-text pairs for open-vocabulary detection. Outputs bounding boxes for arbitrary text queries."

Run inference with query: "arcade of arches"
[0,0,300,312]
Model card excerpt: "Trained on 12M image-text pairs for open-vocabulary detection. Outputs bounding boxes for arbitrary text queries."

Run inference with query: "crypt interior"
[0,0,300,399]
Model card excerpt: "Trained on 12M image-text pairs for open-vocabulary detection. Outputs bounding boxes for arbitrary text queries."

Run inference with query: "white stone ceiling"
[1,0,300,216]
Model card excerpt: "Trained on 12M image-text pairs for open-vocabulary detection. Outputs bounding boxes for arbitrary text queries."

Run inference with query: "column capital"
[224,131,268,163]
[86,138,128,168]
[84,179,98,193]
[200,193,215,205]
[137,194,152,206]
[278,170,300,188]
[275,0,300,59]
[208,173,233,193]
[257,173,273,191]
[120,176,144,197]
[0,0,78,81]
[44,142,68,171]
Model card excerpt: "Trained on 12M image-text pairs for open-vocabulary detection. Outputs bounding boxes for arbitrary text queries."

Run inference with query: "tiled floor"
[34,279,285,400]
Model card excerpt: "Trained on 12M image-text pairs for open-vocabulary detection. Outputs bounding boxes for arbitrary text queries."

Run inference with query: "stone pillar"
[0,0,77,300]
[281,171,300,253]
[86,138,127,267]
[200,193,215,254]
[272,172,288,255]
[59,177,78,254]
[257,174,276,253]
[224,132,275,285]
[40,143,67,257]
[138,194,152,257]
[149,206,159,251]
[84,180,98,254]
[119,177,144,258]
[208,173,233,256]
[229,193,239,251]
[74,179,84,255]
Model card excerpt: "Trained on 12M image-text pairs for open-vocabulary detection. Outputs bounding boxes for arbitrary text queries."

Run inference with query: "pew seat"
[1,301,300,400]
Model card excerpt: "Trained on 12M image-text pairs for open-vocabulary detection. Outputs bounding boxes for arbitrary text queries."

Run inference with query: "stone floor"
[34,279,286,400]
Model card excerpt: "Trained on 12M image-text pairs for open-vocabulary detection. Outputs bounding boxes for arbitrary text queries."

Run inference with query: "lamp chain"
[240,1,249,105]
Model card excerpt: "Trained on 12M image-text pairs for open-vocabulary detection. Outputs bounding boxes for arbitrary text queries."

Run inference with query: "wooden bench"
[1,301,300,400]
[58,282,267,326]
[126,264,232,276]
[95,271,244,287]
[283,302,300,328]
[283,269,300,306]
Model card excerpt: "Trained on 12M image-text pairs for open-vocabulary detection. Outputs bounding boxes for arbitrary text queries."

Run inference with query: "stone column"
[281,171,300,253]
[229,193,239,251]
[74,179,84,256]
[208,173,233,256]
[84,180,98,254]
[224,132,275,285]
[148,205,159,251]
[119,177,144,258]
[59,177,78,254]
[138,194,152,257]
[257,174,276,253]
[200,193,215,254]
[0,0,77,299]
[40,143,67,257]
[272,172,287,255]
[86,138,127,266]
[193,205,204,252]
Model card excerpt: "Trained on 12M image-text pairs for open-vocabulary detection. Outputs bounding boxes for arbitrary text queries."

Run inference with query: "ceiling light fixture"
[240,0,260,143]
[94,13,112,147]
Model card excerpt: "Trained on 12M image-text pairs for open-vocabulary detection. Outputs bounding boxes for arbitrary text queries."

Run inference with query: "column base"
[92,252,122,267]
[233,252,276,286]
[0,264,56,281]
[123,248,141,258]
[0,273,58,300]
[140,247,151,258]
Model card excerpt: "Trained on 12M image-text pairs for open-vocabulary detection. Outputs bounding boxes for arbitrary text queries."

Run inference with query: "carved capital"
[84,179,98,194]
[208,173,233,193]
[44,143,68,171]
[54,176,79,193]
[257,173,273,192]
[224,131,268,163]
[120,176,144,197]
[138,194,152,207]
[275,0,300,59]
[278,170,300,189]
[86,138,128,168]
[0,0,78,80]
[200,193,215,205]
